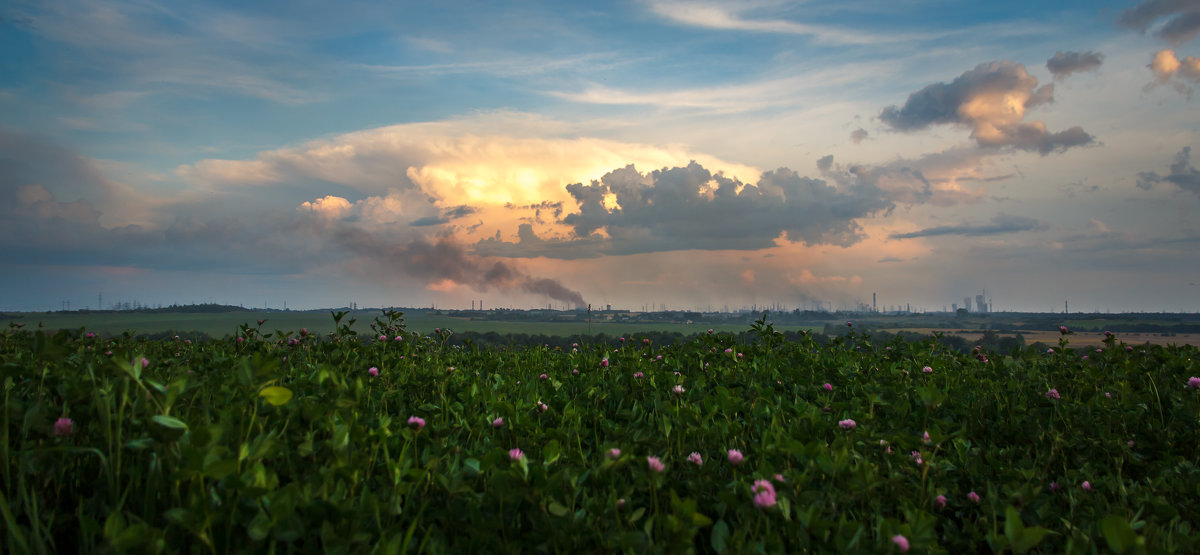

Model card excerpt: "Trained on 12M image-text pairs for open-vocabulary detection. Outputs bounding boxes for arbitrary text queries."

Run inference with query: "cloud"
[643,1,880,45]
[550,72,862,113]
[476,161,892,258]
[1136,146,1200,195]
[0,126,587,307]
[817,147,990,207]
[16,0,327,104]
[0,126,156,226]
[1119,0,1200,45]
[353,51,617,79]
[1,127,115,201]
[878,61,1094,155]
[1147,49,1200,95]
[889,214,1045,239]
[0,180,318,276]
[1046,51,1104,79]
[16,184,102,223]
[816,155,834,171]
[298,195,353,219]
[179,112,761,207]
[850,128,868,144]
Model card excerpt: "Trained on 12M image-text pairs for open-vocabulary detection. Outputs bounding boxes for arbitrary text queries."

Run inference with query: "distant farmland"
[0,310,788,339]
[5,308,1198,346]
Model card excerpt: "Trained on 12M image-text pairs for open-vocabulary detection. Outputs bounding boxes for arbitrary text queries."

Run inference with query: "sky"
[2,0,1199,313]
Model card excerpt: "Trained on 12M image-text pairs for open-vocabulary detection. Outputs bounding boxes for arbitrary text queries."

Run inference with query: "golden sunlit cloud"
[1149,49,1200,95]
[879,61,1091,155]
[298,195,353,219]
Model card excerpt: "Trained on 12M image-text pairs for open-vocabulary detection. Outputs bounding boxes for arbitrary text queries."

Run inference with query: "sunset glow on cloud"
[1,0,1199,312]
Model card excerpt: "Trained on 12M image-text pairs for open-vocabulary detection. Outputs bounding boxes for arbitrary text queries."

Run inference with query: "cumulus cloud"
[1136,146,1200,195]
[298,195,353,219]
[817,148,989,207]
[476,161,892,258]
[889,214,1045,239]
[0,126,586,307]
[177,112,761,216]
[1147,49,1200,95]
[878,61,1094,155]
[1119,0,1200,45]
[850,128,868,144]
[1046,51,1104,79]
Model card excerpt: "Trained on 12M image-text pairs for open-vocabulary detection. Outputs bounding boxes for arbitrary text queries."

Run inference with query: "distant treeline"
[13,303,253,316]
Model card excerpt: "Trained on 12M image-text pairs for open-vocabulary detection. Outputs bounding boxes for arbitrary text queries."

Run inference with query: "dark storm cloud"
[0,129,583,306]
[1046,51,1105,79]
[0,127,119,202]
[474,161,893,259]
[889,214,1045,239]
[0,185,320,275]
[878,61,1094,155]
[1119,0,1200,44]
[1136,146,1200,194]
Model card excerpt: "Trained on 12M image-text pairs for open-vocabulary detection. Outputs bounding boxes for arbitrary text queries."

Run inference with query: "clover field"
[2,312,1198,553]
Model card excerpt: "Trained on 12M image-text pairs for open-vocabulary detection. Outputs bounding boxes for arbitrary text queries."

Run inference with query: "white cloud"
[179,112,763,210]
[298,195,353,219]
[645,0,885,44]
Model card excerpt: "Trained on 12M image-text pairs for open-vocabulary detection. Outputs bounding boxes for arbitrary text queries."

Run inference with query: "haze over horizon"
[2,0,1199,314]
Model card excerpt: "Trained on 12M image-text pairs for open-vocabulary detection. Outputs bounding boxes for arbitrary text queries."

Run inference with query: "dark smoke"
[366,233,587,308]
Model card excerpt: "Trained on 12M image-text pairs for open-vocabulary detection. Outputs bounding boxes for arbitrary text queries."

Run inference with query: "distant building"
[976,294,988,313]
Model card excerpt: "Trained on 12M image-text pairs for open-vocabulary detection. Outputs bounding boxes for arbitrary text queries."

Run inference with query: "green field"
[3,319,1198,552]
[2,310,806,338]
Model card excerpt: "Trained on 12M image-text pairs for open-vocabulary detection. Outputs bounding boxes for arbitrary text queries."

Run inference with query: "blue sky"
[2,0,1199,313]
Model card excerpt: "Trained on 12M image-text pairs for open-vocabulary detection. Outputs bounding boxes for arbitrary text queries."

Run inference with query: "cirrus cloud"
[889,214,1045,239]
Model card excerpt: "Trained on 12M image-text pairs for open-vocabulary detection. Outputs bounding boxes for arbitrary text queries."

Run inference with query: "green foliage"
[1,319,1198,553]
